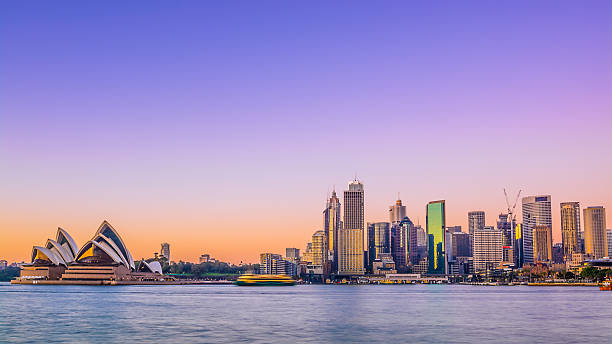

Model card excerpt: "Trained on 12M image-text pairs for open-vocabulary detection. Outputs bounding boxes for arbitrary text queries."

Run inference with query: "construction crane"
[504,188,522,224]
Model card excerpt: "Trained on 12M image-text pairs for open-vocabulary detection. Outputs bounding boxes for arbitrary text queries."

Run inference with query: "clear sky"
[1,1,611,264]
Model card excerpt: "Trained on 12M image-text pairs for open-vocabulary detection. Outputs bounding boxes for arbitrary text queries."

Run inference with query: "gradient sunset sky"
[1,1,611,264]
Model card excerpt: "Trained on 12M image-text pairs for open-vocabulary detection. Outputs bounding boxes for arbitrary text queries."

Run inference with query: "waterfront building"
[371,253,397,275]
[160,243,170,261]
[583,206,608,259]
[392,216,413,269]
[259,253,296,276]
[608,230,612,258]
[473,227,503,272]
[368,222,391,272]
[285,248,300,265]
[533,225,553,263]
[552,243,564,264]
[302,243,313,264]
[515,224,523,267]
[16,221,166,284]
[323,190,341,272]
[468,211,485,235]
[427,200,446,274]
[560,202,581,261]
[389,198,406,224]
[521,195,552,266]
[338,179,365,276]
[310,230,327,267]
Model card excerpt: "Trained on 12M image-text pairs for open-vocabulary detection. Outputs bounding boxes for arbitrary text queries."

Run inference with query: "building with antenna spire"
[389,196,406,224]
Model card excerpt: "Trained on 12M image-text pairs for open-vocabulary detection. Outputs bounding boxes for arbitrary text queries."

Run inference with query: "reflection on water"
[1,283,611,343]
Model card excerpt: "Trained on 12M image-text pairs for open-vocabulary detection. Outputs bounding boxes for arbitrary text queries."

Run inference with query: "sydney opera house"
[12,221,167,285]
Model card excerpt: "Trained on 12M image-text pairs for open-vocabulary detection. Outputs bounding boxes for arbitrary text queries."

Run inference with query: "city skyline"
[1,2,611,264]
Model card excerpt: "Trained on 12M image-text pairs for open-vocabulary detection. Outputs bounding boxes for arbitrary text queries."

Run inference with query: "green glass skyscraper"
[427,200,446,274]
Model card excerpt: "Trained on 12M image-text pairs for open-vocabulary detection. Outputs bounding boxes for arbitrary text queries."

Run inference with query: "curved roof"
[31,246,65,266]
[45,239,72,264]
[93,221,135,270]
[56,227,79,259]
[137,260,162,274]
[75,240,125,265]
[93,233,130,267]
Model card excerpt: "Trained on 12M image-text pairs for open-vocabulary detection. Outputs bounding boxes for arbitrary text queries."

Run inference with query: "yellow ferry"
[235,274,296,286]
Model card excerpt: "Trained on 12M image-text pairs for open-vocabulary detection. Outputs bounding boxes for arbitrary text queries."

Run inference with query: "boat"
[235,274,296,286]
[600,278,611,291]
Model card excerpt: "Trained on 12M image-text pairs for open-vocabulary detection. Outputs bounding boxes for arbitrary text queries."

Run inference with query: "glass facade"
[427,200,446,274]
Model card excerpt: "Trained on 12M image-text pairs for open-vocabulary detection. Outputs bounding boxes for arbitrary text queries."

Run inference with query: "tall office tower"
[583,207,608,259]
[338,179,365,275]
[497,214,514,264]
[451,232,471,259]
[368,222,391,272]
[427,200,446,274]
[446,226,462,233]
[392,216,413,269]
[521,195,552,266]
[473,227,503,272]
[468,211,485,235]
[560,202,581,262]
[310,230,328,267]
[323,190,341,271]
[285,248,300,265]
[515,224,523,267]
[389,198,406,224]
[160,243,170,261]
[607,229,612,258]
[533,225,553,262]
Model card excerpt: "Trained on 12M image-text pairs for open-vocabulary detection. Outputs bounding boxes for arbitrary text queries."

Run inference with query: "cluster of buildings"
[260,179,610,280]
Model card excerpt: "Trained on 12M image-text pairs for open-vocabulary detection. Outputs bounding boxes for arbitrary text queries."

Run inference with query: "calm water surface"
[0,282,610,343]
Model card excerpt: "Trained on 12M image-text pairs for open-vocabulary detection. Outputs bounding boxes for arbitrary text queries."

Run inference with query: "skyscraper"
[521,195,552,266]
[607,229,612,258]
[323,190,341,271]
[497,214,514,264]
[468,211,485,235]
[367,222,390,272]
[338,179,365,276]
[310,230,327,267]
[533,225,553,262]
[285,248,300,265]
[389,198,406,224]
[160,243,170,261]
[583,206,608,259]
[427,200,446,274]
[560,202,581,261]
[473,227,503,272]
[392,216,413,269]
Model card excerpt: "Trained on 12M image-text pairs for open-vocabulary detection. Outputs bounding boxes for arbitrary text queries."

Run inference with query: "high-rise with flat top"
[560,202,581,261]
[389,198,406,224]
[473,227,503,272]
[160,243,170,261]
[427,200,446,274]
[338,179,365,275]
[468,211,485,235]
[583,206,607,259]
[521,195,552,266]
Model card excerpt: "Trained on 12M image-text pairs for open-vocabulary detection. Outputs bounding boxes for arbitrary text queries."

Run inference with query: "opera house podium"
[12,221,167,285]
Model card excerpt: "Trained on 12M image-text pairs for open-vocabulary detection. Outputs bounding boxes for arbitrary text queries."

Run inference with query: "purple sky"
[1,1,611,263]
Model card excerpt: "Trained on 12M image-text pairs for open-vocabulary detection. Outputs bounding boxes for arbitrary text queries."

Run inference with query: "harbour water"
[1,282,611,343]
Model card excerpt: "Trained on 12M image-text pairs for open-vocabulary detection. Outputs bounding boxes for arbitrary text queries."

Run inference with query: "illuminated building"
[584,206,608,259]
[392,216,413,269]
[338,179,365,276]
[473,227,503,272]
[426,200,446,274]
[323,190,341,272]
[533,225,552,262]
[560,202,581,261]
[389,198,406,224]
[522,195,552,266]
